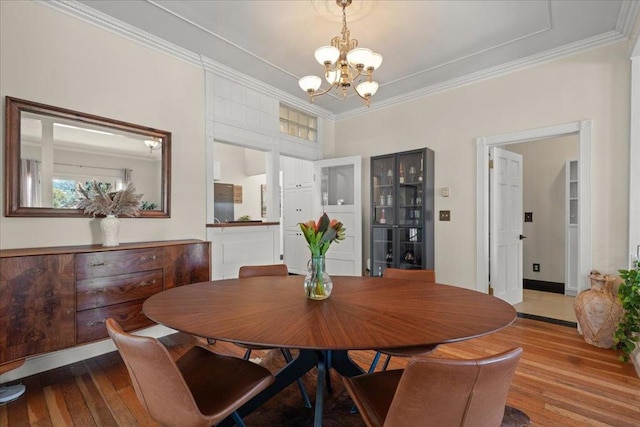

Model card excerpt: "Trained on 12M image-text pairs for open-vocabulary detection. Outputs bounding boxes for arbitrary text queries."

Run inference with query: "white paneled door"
[313,156,362,276]
[490,147,524,305]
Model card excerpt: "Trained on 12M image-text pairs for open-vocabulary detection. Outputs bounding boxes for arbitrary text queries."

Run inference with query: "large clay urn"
[574,271,623,348]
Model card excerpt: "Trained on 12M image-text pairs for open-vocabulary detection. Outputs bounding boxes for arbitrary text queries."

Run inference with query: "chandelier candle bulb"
[315,46,340,65]
[299,75,322,93]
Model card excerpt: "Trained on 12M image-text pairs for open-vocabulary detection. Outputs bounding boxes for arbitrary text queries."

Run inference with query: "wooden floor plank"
[73,368,117,427]
[1,318,638,426]
[83,358,137,426]
[42,386,73,426]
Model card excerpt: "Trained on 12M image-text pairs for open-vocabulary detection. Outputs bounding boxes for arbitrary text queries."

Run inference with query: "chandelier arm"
[308,82,340,102]
[351,85,369,102]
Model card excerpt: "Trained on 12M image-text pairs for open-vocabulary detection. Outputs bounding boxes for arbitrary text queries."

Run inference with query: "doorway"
[503,135,579,323]
[476,121,593,314]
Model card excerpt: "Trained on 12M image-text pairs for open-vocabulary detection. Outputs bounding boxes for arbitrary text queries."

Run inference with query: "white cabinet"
[283,186,314,228]
[565,160,579,296]
[283,156,314,190]
[284,229,311,276]
[282,157,315,274]
[208,225,280,280]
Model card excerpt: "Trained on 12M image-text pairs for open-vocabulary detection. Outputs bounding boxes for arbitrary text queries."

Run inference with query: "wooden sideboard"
[0,240,210,369]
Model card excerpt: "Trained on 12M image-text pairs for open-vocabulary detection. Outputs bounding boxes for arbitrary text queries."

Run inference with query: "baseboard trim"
[0,325,176,383]
[523,279,565,294]
[517,312,577,328]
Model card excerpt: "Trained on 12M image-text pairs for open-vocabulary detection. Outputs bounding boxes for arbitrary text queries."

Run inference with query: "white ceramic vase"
[101,215,120,247]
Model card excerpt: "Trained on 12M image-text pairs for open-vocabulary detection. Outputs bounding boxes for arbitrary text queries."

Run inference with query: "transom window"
[279,104,317,142]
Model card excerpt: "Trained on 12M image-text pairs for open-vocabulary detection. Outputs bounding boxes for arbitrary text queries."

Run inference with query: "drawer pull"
[86,319,106,327]
[88,288,109,294]
[90,262,106,267]
[138,280,156,287]
[139,255,157,261]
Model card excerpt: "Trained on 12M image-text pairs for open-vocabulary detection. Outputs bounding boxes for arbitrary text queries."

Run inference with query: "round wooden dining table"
[143,275,516,426]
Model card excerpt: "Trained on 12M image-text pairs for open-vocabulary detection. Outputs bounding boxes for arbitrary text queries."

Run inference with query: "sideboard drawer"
[76,248,164,280]
[76,270,163,311]
[76,300,152,344]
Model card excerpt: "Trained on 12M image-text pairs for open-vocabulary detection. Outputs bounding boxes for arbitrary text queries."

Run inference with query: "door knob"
[519,234,527,240]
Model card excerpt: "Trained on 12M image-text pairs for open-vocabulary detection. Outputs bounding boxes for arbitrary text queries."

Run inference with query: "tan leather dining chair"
[344,347,523,427]
[106,318,274,427]
[236,264,312,408]
[369,268,438,372]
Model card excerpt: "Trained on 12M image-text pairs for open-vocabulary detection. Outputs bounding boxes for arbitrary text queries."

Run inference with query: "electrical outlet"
[439,210,451,221]
[533,263,540,272]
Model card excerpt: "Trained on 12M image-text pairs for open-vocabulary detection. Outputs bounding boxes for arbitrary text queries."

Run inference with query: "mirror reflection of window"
[19,113,161,210]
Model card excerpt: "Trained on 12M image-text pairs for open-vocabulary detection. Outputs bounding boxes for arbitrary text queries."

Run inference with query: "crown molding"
[617,0,640,35]
[626,1,640,58]
[42,0,202,67]
[40,0,636,123]
[42,1,335,121]
[335,29,632,121]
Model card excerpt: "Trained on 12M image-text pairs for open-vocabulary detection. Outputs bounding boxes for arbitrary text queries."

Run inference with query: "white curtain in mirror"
[20,158,42,207]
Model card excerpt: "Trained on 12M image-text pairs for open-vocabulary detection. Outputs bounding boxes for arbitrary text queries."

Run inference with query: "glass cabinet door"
[371,155,396,225]
[372,227,394,277]
[398,227,423,269]
[397,151,424,226]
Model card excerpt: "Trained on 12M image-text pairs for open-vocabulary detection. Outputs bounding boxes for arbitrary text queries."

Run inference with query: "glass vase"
[304,255,333,300]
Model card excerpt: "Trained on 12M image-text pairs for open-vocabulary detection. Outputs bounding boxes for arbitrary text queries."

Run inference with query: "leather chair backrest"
[106,318,205,427]
[239,264,288,278]
[384,347,523,427]
[383,268,436,283]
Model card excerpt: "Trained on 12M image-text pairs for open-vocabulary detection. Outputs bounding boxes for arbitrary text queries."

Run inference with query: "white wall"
[332,41,631,289]
[506,136,579,283]
[0,1,206,248]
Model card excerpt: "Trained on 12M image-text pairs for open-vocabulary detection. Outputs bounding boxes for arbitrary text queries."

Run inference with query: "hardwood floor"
[1,318,638,426]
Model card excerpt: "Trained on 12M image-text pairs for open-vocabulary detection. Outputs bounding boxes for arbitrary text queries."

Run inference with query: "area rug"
[242,350,531,426]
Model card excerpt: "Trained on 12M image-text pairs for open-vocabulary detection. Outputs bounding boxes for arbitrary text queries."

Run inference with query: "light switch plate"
[439,210,451,221]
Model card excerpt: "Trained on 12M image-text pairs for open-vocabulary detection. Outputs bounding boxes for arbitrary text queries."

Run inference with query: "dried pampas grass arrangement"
[75,179,143,217]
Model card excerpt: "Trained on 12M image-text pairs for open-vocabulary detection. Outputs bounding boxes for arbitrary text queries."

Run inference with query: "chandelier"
[299,0,382,107]
[144,138,162,153]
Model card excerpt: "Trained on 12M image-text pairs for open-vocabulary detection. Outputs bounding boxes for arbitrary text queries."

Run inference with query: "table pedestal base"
[220,349,364,426]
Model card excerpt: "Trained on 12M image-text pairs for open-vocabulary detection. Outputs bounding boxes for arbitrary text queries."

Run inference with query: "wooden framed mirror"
[5,97,171,217]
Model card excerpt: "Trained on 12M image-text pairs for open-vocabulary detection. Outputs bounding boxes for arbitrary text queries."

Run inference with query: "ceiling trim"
[43,0,638,122]
[44,0,335,121]
[617,0,640,35]
[43,0,202,66]
[626,1,640,58]
[146,0,299,81]
[335,28,633,121]
[380,2,552,89]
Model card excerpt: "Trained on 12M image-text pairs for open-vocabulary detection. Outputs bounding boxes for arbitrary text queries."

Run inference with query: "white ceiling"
[76,0,638,116]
